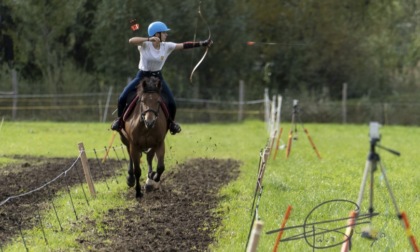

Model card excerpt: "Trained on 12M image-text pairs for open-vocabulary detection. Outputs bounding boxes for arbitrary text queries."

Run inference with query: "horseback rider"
[111,21,213,134]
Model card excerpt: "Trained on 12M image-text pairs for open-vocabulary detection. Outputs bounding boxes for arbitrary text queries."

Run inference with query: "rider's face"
[159,32,168,42]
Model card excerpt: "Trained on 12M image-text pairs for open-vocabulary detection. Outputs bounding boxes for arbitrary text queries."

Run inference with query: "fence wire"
[1,92,420,125]
[0,145,128,251]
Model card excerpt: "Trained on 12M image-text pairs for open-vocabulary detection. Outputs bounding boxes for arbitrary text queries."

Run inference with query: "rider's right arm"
[129,36,159,45]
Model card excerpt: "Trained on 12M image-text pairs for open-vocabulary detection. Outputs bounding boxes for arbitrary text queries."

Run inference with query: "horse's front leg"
[129,149,143,198]
[126,157,135,187]
[145,143,165,192]
[145,150,157,192]
[146,150,154,179]
[154,142,165,183]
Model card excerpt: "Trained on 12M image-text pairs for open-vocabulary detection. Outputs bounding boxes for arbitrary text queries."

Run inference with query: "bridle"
[139,90,161,128]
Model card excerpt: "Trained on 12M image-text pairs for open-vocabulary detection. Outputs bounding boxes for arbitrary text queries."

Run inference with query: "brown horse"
[119,76,168,198]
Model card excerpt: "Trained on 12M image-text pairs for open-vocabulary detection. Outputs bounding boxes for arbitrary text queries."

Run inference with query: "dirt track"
[0,156,240,251]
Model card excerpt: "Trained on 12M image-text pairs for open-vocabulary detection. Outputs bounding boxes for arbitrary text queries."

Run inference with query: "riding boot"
[169,121,181,135]
[111,117,122,131]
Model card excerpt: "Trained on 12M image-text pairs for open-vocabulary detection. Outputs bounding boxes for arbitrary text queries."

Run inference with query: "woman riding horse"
[111,21,213,134]
[119,76,168,198]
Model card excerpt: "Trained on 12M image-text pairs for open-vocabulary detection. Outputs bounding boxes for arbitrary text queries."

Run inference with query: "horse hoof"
[127,176,135,187]
[145,178,160,192]
[145,184,154,193]
[136,191,143,198]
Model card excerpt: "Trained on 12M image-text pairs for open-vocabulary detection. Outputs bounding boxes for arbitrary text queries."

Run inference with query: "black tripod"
[285,99,321,159]
[341,123,419,252]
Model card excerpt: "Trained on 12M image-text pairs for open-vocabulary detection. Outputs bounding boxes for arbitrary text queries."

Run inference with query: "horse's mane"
[137,77,161,94]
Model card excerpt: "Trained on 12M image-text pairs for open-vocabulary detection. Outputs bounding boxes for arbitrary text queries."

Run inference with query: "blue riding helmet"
[148,21,170,37]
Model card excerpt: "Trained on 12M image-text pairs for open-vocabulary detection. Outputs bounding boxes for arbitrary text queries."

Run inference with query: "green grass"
[213,123,420,252]
[1,121,420,251]
[3,180,129,251]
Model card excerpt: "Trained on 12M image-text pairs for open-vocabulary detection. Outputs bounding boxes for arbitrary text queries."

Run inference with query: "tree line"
[1,0,420,102]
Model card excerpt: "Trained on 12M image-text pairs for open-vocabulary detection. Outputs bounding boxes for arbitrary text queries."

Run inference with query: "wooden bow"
[189,2,211,84]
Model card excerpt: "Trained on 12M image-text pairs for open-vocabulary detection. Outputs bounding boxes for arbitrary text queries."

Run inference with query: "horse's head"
[138,77,162,129]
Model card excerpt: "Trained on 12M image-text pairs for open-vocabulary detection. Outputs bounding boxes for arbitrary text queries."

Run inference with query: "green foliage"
[246,0,420,99]
[2,1,420,102]
[3,0,87,93]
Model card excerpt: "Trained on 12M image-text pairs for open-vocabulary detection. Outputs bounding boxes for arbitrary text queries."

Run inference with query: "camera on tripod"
[369,122,381,141]
[292,99,299,115]
[293,99,299,108]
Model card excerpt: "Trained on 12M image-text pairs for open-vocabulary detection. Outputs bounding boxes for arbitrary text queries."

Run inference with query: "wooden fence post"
[12,69,18,120]
[238,80,245,122]
[258,147,271,185]
[264,88,270,132]
[342,83,347,124]
[78,142,96,198]
[247,220,264,252]
[275,95,282,133]
[103,85,113,122]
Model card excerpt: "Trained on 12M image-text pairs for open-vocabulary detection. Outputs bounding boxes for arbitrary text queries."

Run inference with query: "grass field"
[0,120,419,251]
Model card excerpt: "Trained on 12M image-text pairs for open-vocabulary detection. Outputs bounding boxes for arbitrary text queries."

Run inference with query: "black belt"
[140,70,162,77]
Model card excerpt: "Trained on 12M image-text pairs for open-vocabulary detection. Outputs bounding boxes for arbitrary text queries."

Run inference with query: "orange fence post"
[285,129,293,159]
[303,128,322,159]
[102,131,117,163]
[272,205,292,252]
[401,211,420,252]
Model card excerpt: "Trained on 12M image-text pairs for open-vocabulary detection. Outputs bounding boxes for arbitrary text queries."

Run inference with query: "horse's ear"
[134,80,140,90]
[141,79,147,90]
[156,78,162,90]
[136,79,144,90]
